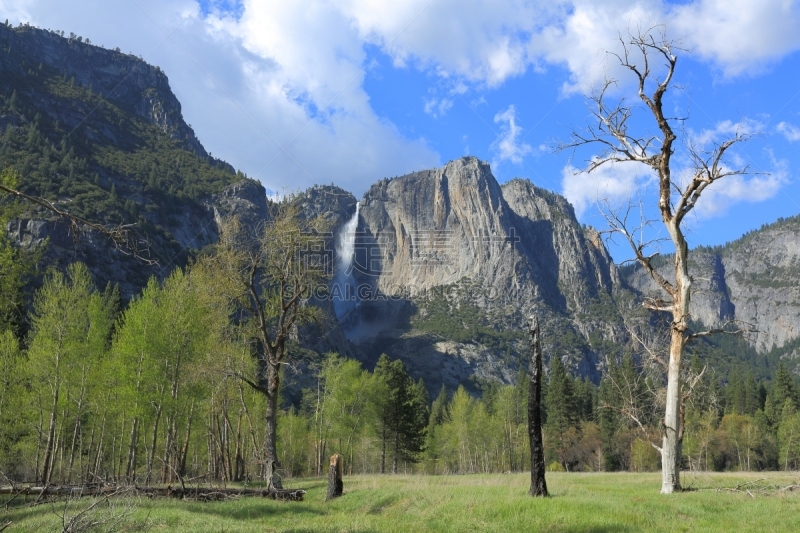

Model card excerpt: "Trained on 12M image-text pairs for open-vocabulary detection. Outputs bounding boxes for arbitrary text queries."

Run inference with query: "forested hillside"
[0,22,259,302]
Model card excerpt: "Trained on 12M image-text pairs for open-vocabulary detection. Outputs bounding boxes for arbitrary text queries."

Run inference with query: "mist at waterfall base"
[332,203,361,331]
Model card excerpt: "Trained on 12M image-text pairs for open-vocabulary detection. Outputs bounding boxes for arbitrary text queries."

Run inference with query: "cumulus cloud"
[777,122,800,142]
[561,160,655,218]
[7,0,800,196]
[689,163,789,219]
[690,118,765,148]
[671,0,800,77]
[491,105,532,165]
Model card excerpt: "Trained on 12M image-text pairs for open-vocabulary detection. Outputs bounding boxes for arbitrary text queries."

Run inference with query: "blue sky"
[3,0,800,260]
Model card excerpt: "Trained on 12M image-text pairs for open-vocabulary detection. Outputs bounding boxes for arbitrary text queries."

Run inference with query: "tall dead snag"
[326,453,343,501]
[527,315,548,497]
[561,26,753,493]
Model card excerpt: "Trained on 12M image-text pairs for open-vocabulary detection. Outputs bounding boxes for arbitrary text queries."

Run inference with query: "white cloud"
[423,97,454,118]
[777,122,800,142]
[671,0,800,77]
[690,167,788,219]
[7,0,800,196]
[10,0,440,196]
[561,159,655,218]
[0,1,33,23]
[491,105,532,165]
[691,118,765,148]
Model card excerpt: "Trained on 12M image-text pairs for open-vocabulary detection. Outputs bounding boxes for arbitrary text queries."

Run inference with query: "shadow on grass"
[185,499,325,521]
[281,530,381,533]
[366,494,398,514]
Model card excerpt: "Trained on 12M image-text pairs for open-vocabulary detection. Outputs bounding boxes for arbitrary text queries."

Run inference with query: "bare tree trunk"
[392,431,399,475]
[146,405,161,485]
[179,402,194,479]
[326,453,343,501]
[41,392,58,485]
[527,315,548,497]
[264,362,281,489]
[126,418,139,481]
[661,223,690,494]
[380,422,386,474]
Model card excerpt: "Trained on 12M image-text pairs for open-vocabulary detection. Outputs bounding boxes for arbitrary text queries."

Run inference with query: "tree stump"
[527,315,548,497]
[326,453,343,501]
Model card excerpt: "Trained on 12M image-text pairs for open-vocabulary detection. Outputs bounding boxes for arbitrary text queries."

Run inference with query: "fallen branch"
[0,484,305,501]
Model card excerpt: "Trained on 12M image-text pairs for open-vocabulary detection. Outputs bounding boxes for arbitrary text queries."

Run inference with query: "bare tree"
[527,315,548,497]
[562,26,754,493]
[198,205,328,491]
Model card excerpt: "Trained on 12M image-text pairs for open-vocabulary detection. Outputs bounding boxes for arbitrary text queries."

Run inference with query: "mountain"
[4,22,799,393]
[320,157,633,393]
[0,22,265,297]
[622,214,800,374]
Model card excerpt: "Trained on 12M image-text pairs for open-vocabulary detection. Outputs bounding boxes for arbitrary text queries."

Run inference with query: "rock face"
[1,23,261,298]
[6,179,266,298]
[348,157,629,392]
[623,215,800,354]
[6,23,800,391]
[0,23,213,160]
[357,158,617,307]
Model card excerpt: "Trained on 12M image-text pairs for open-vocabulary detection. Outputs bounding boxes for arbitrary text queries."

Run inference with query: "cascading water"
[332,202,360,328]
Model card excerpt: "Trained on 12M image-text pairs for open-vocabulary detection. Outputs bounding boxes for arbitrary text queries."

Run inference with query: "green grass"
[3,472,800,532]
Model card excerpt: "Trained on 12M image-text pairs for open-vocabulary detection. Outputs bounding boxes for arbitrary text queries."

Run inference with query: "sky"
[3,0,800,260]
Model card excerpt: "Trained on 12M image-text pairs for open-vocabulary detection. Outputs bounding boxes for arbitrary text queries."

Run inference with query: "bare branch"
[687,319,757,341]
[0,183,156,265]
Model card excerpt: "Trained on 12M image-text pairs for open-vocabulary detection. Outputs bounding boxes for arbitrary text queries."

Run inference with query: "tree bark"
[661,223,690,494]
[264,361,282,490]
[326,453,343,501]
[527,315,548,497]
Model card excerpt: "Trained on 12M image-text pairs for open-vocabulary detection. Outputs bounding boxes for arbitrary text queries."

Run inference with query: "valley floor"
[3,471,800,532]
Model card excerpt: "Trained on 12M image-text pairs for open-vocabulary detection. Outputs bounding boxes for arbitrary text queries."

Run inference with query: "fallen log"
[0,484,306,501]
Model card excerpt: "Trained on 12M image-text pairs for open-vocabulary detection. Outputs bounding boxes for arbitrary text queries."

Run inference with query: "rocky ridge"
[623,215,800,354]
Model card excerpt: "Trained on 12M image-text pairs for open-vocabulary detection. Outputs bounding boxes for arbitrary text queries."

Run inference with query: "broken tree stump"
[527,314,548,497]
[326,453,343,501]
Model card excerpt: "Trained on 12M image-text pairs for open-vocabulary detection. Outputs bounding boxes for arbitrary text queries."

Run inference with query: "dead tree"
[527,315,548,497]
[561,26,754,493]
[326,453,343,501]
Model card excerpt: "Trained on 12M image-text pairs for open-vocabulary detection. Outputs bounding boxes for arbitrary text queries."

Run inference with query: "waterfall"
[333,202,360,327]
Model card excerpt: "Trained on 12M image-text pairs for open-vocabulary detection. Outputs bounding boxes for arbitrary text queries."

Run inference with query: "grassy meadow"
[3,472,800,532]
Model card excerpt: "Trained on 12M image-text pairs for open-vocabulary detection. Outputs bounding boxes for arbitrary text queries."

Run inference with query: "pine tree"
[373,355,426,473]
[546,355,576,436]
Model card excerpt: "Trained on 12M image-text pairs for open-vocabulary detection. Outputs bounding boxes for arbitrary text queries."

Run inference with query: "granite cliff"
[623,215,800,358]
[329,157,632,393]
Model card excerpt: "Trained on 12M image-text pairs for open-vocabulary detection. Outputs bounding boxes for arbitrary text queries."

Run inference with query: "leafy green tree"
[0,330,23,473]
[309,354,372,476]
[424,385,449,473]
[25,263,112,484]
[111,268,229,483]
[778,400,800,470]
[0,168,38,337]
[765,363,798,425]
[373,355,427,473]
